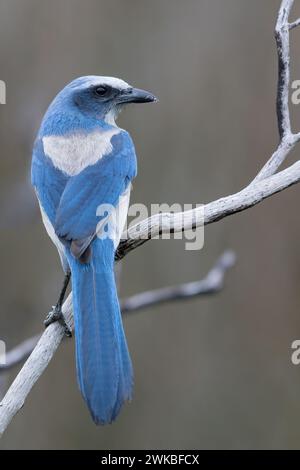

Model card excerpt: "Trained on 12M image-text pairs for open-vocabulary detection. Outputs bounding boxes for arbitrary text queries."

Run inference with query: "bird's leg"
[44,271,72,337]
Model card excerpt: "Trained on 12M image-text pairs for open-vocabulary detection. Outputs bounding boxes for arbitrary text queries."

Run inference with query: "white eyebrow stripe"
[42,128,120,176]
[85,76,130,90]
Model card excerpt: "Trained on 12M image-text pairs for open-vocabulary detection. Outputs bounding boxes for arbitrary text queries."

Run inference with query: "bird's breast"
[42,128,120,176]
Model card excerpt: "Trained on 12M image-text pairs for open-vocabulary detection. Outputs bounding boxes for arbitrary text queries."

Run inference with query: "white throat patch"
[42,128,120,176]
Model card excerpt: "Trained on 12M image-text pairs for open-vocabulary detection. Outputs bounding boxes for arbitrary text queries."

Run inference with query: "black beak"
[118,87,158,104]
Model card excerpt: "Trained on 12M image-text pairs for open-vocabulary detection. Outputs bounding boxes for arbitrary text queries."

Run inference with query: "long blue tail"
[67,238,133,424]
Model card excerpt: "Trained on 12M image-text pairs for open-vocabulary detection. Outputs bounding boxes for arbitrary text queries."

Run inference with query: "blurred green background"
[1,0,300,450]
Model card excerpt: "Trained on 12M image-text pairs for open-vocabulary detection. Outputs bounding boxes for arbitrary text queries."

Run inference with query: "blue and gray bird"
[31,76,157,424]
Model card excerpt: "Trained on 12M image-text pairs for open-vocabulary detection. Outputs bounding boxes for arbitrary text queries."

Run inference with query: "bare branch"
[115,0,300,261]
[0,298,72,436]
[275,0,293,140]
[0,335,40,371]
[289,18,300,30]
[0,251,235,434]
[250,136,297,186]
[116,159,300,259]
[251,0,300,184]
[0,0,299,437]
[121,250,235,312]
[0,250,235,374]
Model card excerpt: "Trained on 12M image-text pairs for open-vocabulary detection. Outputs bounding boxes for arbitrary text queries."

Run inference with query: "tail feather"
[68,238,133,424]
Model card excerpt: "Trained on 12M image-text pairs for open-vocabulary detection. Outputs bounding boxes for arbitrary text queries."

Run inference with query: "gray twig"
[0,335,40,372]
[122,250,235,312]
[0,251,235,373]
[0,336,40,400]
[289,18,300,30]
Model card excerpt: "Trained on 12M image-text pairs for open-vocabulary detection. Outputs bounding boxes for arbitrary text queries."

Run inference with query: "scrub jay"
[31,76,157,424]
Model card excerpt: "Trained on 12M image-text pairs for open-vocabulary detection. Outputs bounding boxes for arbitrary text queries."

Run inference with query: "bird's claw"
[44,305,72,337]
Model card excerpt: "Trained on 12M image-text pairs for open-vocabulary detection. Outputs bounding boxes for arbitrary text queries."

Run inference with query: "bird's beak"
[118,87,158,104]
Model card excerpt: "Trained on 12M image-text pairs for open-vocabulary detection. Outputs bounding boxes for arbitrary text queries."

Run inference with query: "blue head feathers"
[39,76,157,136]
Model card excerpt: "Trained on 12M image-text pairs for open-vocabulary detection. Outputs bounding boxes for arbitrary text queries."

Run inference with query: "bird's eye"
[95,85,109,97]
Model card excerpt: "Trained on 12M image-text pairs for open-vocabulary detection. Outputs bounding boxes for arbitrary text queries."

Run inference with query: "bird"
[31,76,157,424]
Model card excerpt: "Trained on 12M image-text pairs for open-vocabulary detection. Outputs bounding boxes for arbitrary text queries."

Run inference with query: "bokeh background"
[1,0,300,450]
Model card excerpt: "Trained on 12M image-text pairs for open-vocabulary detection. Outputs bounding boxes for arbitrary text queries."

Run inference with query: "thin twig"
[249,0,297,184]
[0,336,40,399]
[275,0,293,140]
[0,335,40,371]
[122,250,235,312]
[0,250,235,373]
[289,18,300,30]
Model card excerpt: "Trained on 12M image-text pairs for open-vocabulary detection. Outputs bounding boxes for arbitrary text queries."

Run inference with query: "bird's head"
[54,75,157,125]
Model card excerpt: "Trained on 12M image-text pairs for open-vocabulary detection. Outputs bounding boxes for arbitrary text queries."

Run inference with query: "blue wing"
[32,129,137,260]
[31,138,69,225]
[54,131,137,245]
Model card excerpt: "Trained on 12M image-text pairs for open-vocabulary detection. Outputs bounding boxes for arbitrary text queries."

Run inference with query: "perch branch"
[0,0,299,437]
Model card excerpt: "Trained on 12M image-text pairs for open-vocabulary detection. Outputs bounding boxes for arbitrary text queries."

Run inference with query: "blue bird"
[31,76,157,424]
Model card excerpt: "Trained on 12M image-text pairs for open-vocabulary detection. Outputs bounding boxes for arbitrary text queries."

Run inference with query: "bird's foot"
[44,305,72,337]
